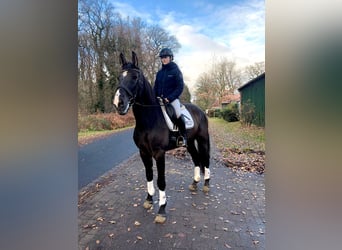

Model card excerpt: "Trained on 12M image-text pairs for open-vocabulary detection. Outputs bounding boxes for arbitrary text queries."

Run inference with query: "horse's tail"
[197,110,210,174]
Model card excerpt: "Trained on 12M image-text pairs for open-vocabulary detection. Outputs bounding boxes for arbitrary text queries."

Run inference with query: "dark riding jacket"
[153,61,184,102]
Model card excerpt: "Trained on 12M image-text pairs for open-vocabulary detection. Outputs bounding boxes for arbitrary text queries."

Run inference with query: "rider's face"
[161,56,171,65]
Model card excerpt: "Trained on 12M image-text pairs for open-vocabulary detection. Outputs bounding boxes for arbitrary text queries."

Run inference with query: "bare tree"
[141,25,180,85]
[78,0,182,113]
[215,58,242,94]
[245,61,265,80]
[194,72,218,110]
[196,57,241,107]
[180,84,191,103]
[103,16,146,112]
[78,33,98,113]
[79,0,114,112]
[194,55,246,110]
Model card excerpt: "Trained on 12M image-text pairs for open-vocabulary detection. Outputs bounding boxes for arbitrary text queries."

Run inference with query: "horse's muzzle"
[115,102,130,115]
[113,89,130,115]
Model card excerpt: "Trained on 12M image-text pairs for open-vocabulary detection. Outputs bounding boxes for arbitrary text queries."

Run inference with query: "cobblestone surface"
[79,147,265,250]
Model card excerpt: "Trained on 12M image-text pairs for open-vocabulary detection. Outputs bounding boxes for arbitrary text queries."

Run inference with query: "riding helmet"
[159,48,173,60]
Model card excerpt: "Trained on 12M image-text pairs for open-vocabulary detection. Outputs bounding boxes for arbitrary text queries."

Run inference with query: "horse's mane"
[123,62,157,105]
[140,71,156,103]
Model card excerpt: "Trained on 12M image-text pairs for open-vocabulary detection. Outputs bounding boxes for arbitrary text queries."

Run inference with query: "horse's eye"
[132,75,138,80]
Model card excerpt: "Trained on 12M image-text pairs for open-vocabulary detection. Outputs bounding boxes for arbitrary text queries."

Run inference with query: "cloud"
[111,0,264,93]
[111,1,153,23]
[157,0,265,92]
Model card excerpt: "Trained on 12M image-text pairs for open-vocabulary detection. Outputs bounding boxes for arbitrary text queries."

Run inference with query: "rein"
[134,102,166,107]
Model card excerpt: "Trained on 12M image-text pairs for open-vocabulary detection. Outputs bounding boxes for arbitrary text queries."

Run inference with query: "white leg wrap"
[159,190,166,206]
[147,181,155,196]
[204,167,210,180]
[194,166,201,182]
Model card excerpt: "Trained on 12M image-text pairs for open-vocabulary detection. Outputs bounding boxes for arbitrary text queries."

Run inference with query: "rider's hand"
[164,98,169,103]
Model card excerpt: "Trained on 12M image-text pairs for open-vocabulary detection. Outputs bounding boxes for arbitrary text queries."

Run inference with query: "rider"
[153,48,187,147]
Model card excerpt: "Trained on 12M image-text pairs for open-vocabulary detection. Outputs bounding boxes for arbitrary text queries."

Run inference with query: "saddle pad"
[160,104,194,131]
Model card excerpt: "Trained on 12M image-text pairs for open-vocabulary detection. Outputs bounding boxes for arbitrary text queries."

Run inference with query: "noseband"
[116,84,136,105]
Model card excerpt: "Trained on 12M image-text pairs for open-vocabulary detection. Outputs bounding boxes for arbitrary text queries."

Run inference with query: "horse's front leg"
[140,150,155,209]
[154,151,167,224]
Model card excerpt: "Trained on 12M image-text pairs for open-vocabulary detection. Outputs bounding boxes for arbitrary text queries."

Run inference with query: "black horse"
[113,51,210,223]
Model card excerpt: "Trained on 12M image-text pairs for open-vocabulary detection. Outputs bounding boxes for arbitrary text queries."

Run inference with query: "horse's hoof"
[189,183,197,191]
[154,214,166,224]
[202,185,210,193]
[143,200,153,209]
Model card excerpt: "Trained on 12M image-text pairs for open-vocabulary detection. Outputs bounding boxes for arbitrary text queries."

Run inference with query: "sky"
[110,0,265,93]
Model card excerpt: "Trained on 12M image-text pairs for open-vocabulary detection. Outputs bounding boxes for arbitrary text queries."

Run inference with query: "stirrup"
[177,136,187,147]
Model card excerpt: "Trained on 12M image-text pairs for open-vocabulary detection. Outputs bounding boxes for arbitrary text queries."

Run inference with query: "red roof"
[212,93,240,107]
[221,93,240,103]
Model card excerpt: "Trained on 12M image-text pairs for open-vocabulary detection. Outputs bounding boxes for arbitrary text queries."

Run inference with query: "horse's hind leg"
[188,134,211,192]
[187,140,201,191]
[140,150,154,209]
[198,136,211,193]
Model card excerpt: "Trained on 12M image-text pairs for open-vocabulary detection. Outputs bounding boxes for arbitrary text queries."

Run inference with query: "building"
[211,93,240,109]
[238,73,265,127]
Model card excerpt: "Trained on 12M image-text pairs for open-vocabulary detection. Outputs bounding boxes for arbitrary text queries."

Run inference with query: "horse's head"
[113,51,142,115]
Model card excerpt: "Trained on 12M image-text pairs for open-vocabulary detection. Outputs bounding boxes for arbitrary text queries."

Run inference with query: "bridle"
[116,68,165,108]
[116,84,136,106]
[115,68,141,106]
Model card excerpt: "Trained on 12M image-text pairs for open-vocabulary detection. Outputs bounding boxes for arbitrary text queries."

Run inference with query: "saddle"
[158,98,194,132]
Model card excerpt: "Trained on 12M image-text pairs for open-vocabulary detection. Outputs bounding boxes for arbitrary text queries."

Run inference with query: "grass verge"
[209,118,265,174]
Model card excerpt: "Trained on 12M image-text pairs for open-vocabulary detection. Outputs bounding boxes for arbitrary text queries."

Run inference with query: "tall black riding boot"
[177,115,187,147]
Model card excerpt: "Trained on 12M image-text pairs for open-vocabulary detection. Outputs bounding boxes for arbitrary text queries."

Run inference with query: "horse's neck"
[136,77,157,105]
[133,78,162,128]
[133,105,162,130]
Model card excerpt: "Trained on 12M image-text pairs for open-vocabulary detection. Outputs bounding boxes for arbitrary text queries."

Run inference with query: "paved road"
[79,145,265,249]
[78,128,138,189]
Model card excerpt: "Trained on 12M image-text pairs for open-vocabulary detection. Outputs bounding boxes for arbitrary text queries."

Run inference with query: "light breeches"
[170,99,181,118]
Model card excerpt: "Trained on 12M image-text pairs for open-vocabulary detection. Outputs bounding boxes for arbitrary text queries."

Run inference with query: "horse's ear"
[132,51,138,68]
[119,52,127,67]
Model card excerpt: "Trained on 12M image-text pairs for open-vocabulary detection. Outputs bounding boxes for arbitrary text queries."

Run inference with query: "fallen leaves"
[82,224,96,229]
[96,216,104,222]
[178,232,186,238]
[225,243,232,248]
[221,148,265,174]
[253,240,260,245]
[209,120,265,174]
[78,174,115,206]
[164,233,173,238]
